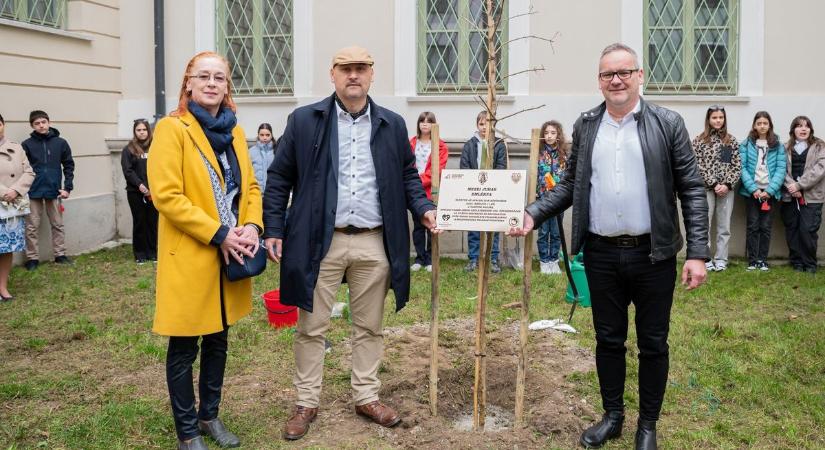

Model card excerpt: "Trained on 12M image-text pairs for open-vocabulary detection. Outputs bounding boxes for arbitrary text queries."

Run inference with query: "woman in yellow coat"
[148,51,262,450]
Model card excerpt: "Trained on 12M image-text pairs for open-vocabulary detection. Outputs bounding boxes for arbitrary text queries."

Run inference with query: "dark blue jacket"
[22,128,75,199]
[263,95,434,313]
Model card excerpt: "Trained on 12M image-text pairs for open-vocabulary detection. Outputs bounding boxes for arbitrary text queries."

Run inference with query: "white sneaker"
[411,263,422,272]
[705,261,715,271]
[547,260,563,275]
[714,261,727,271]
[425,265,432,272]
[540,261,552,274]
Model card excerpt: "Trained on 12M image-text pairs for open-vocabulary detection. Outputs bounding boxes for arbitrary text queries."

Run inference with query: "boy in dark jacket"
[460,110,507,273]
[21,110,75,270]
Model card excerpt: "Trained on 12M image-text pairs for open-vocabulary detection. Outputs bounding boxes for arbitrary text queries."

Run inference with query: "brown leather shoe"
[355,401,401,427]
[283,405,318,440]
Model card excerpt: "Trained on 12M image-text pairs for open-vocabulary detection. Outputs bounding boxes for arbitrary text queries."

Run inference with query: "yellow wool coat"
[147,111,263,337]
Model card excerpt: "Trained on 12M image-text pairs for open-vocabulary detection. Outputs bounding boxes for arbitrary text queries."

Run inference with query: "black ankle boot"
[634,419,657,450]
[580,410,624,448]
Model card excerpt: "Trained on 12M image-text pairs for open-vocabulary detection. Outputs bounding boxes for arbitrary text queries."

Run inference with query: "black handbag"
[224,239,267,281]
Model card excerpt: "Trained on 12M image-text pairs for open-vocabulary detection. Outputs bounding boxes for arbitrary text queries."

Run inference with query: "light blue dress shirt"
[588,101,652,237]
[334,102,382,228]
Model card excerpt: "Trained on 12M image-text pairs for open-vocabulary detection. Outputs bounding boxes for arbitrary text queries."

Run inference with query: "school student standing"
[535,120,567,275]
[738,111,786,271]
[691,105,740,272]
[248,123,275,190]
[781,116,825,273]
[408,112,448,272]
[121,118,158,263]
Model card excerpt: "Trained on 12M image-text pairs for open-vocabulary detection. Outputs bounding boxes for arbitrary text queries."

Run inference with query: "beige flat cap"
[331,46,374,67]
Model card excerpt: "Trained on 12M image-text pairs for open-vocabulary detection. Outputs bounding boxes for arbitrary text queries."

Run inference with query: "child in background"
[536,120,567,275]
[738,111,786,271]
[409,111,448,272]
[249,123,275,190]
[460,110,507,273]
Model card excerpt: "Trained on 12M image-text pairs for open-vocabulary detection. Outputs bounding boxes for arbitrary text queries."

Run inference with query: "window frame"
[416,0,509,95]
[215,0,294,96]
[643,0,740,95]
[0,0,65,29]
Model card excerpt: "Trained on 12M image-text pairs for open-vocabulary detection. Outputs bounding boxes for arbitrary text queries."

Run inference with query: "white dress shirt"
[589,101,652,236]
[334,102,382,228]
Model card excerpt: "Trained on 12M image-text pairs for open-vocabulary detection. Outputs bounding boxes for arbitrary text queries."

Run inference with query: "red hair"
[171,51,237,117]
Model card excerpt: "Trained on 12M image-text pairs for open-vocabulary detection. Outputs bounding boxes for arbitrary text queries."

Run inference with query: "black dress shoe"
[24,260,39,271]
[580,410,624,448]
[199,418,240,448]
[635,419,658,450]
[178,435,208,450]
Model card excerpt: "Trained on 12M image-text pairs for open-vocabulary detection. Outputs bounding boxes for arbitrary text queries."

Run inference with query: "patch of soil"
[298,318,597,449]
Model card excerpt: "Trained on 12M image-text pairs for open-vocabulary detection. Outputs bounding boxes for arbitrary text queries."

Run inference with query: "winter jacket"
[459,134,507,170]
[121,144,149,193]
[738,136,786,199]
[248,140,275,191]
[409,136,449,199]
[783,138,825,203]
[0,138,35,198]
[525,99,709,263]
[21,127,74,199]
[691,133,741,189]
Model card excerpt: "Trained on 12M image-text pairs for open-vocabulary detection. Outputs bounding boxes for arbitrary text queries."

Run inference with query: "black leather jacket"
[525,99,709,262]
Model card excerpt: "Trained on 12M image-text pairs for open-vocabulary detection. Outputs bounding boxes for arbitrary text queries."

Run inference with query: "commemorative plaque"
[436,169,527,232]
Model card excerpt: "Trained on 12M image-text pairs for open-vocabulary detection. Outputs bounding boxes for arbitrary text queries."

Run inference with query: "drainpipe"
[153,0,166,121]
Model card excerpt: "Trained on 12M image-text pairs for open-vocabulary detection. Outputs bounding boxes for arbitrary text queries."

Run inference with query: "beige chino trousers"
[24,198,66,260]
[293,229,390,408]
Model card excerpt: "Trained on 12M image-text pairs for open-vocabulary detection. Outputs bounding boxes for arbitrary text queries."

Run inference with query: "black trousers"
[166,329,228,441]
[781,201,822,270]
[583,235,677,422]
[126,191,158,260]
[411,218,431,266]
[745,197,775,264]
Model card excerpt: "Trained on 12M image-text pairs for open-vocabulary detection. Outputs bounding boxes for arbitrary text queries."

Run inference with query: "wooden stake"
[473,0,498,431]
[429,124,442,417]
[515,128,541,425]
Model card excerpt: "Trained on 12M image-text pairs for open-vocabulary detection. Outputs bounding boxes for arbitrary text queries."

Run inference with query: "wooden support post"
[473,0,497,431]
[429,124,442,416]
[515,128,541,425]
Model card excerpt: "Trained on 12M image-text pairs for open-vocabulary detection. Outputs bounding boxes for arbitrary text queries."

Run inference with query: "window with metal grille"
[644,0,739,94]
[417,0,508,95]
[0,0,65,28]
[216,0,293,96]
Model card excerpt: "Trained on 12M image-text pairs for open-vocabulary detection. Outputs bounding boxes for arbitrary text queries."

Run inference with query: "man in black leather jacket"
[510,43,709,450]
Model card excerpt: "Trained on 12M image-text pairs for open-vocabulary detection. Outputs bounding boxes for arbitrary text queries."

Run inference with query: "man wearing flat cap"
[263,46,439,440]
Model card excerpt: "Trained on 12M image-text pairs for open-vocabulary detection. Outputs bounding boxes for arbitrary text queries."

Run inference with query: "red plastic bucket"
[262,290,298,328]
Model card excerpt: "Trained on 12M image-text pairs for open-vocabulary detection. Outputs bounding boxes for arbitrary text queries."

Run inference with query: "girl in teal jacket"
[738,111,786,271]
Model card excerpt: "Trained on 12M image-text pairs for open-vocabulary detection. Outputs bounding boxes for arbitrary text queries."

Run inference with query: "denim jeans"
[467,231,500,263]
[537,212,563,263]
[411,218,431,266]
[583,234,677,421]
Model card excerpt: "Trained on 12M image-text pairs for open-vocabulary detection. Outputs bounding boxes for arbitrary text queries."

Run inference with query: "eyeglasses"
[188,73,228,84]
[708,105,725,112]
[598,69,639,82]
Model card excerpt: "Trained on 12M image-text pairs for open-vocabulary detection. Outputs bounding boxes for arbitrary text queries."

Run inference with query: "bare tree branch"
[495,104,546,123]
[508,4,537,21]
[499,65,545,81]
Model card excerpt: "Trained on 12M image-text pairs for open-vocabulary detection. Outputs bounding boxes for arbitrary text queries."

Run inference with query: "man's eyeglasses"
[598,69,639,82]
[189,73,228,84]
[708,105,725,112]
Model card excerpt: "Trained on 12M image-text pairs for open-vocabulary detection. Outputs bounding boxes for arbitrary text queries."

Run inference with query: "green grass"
[0,245,822,449]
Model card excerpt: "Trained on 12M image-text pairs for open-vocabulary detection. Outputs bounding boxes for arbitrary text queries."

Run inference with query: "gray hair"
[600,43,641,68]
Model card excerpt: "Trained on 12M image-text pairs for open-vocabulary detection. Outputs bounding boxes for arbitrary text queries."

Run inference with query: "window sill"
[0,18,92,41]
[233,96,299,104]
[406,95,515,103]
[644,94,750,103]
